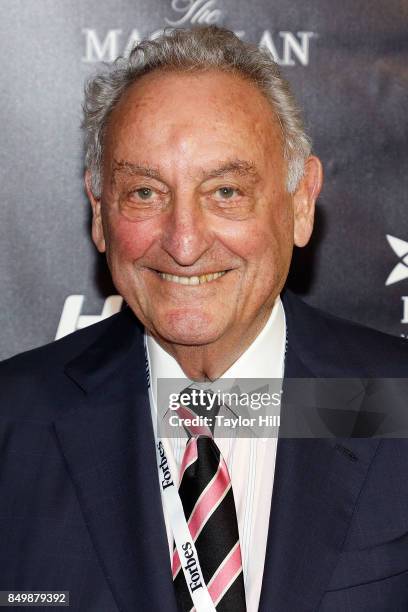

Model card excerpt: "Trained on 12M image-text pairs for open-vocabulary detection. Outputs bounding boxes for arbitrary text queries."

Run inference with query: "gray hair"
[83,25,312,197]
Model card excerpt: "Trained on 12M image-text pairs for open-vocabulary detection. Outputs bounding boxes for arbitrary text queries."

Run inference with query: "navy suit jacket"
[1,290,408,611]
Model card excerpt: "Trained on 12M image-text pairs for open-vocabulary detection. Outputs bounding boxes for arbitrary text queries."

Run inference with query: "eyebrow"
[111,158,260,183]
[200,160,260,181]
[112,160,161,182]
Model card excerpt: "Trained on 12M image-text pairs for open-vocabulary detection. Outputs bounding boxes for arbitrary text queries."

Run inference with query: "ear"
[293,155,323,247]
[85,170,106,253]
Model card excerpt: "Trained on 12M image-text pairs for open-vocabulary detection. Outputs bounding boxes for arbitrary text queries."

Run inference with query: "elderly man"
[1,25,408,612]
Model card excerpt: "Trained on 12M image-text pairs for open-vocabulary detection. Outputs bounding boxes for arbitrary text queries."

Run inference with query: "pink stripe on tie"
[172,548,181,578]
[188,459,231,541]
[176,404,213,437]
[179,437,198,483]
[208,542,243,606]
[172,452,231,579]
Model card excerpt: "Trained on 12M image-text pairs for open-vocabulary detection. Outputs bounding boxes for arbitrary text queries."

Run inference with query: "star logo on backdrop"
[385,235,408,286]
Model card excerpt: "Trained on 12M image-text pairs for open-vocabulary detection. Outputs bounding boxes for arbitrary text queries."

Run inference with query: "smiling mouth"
[156,271,227,285]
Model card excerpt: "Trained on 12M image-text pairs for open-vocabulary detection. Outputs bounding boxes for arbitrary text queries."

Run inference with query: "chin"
[153,310,226,346]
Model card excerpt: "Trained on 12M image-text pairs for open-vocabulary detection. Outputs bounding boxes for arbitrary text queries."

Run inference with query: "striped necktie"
[172,393,247,611]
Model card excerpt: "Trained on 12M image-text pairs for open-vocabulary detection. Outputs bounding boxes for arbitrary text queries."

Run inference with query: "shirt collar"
[145,296,286,416]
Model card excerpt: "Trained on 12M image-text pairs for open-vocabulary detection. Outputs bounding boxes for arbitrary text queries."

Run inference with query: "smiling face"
[86,69,321,350]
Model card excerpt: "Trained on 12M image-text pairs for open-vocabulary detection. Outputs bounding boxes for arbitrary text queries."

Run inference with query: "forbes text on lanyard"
[144,340,216,612]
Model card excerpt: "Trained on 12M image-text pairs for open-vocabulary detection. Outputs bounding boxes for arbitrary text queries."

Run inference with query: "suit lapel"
[53,310,178,612]
[259,293,381,611]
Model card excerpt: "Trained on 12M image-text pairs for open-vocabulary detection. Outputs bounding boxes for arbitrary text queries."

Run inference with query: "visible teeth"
[159,271,226,285]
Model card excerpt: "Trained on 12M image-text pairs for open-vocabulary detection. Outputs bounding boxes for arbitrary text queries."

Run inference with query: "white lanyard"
[145,342,216,612]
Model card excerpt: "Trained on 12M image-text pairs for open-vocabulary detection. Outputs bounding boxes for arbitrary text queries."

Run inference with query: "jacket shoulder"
[0,311,138,420]
[0,308,143,421]
[0,311,123,377]
[283,290,408,376]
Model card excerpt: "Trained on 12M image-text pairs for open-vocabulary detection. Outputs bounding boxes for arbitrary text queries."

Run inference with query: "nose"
[160,195,212,267]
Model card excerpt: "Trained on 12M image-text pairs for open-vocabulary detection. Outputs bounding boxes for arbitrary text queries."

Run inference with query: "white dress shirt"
[145,297,286,612]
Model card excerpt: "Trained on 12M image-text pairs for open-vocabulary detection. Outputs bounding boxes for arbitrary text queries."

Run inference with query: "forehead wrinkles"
[104,71,284,178]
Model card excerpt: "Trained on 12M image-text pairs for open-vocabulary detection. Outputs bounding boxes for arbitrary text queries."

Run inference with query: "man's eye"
[216,187,238,199]
[134,187,153,200]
